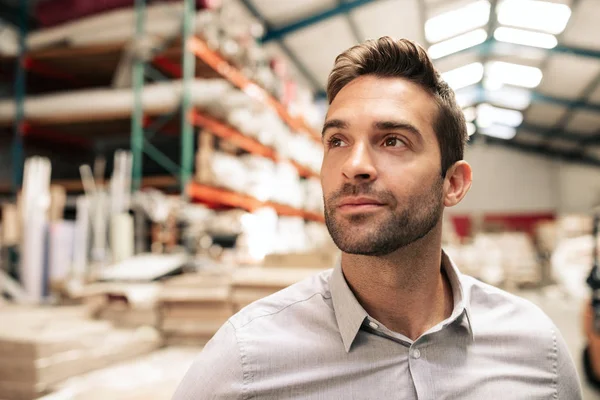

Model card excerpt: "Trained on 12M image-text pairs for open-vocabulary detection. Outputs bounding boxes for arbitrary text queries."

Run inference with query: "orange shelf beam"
[189,110,318,179]
[187,182,325,223]
[190,110,277,161]
[187,37,321,142]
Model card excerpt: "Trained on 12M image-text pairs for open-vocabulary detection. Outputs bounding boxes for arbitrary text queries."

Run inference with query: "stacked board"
[231,266,323,312]
[158,270,234,346]
[0,306,161,400]
[39,347,200,400]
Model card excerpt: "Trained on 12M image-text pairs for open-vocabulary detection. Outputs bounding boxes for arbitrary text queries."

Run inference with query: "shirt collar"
[330,263,369,352]
[329,250,474,353]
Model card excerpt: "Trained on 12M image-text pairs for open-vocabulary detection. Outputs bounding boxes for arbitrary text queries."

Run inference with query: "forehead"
[327,75,438,137]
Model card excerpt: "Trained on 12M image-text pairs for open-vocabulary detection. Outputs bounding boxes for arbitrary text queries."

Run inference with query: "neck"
[340,222,453,341]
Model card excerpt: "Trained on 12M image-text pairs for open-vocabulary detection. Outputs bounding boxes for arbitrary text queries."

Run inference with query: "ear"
[443,160,472,207]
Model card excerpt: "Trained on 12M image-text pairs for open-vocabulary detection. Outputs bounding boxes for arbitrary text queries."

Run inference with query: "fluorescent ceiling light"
[483,77,504,91]
[442,62,484,91]
[485,61,543,88]
[425,0,490,43]
[455,85,483,108]
[494,27,557,49]
[428,29,488,59]
[476,103,523,128]
[463,107,477,123]
[484,86,532,110]
[466,122,477,136]
[496,0,572,35]
[479,125,517,140]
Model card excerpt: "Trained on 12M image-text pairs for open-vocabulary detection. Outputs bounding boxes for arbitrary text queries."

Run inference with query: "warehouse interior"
[1,0,600,398]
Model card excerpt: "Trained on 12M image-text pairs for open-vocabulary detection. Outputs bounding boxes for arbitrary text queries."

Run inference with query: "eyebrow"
[321,118,424,143]
[374,120,423,143]
[321,119,348,137]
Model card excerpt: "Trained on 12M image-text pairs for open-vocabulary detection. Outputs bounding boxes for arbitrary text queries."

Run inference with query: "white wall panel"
[524,103,568,127]
[452,143,559,213]
[250,0,336,27]
[565,110,600,134]
[351,0,424,45]
[283,16,356,89]
[538,54,600,100]
[556,162,600,212]
[562,0,600,51]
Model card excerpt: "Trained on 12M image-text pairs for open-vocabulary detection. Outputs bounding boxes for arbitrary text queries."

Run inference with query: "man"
[173,37,581,399]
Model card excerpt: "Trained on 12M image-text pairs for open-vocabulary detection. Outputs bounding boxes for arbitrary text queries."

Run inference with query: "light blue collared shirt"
[173,251,582,399]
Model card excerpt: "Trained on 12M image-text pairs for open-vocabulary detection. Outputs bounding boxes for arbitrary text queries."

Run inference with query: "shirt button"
[368,321,379,329]
[411,349,421,359]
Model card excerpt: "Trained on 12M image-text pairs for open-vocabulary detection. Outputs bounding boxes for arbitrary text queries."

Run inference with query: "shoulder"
[462,275,582,396]
[462,274,560,344]
[229,268,334,331]
[173,269,336,399]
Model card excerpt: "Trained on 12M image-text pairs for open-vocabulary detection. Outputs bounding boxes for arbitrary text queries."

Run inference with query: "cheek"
[320,170,336,198]
[321,154,342,192]
[381,163,437,200]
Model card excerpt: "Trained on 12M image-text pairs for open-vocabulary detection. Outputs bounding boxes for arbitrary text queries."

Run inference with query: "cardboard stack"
[159,270,234,346]
[83,283,162,329]
[499,232,541,288]
[231,266,323,312]
[39,347,200,400]
[262,251,338,269]
[0,306,161,400]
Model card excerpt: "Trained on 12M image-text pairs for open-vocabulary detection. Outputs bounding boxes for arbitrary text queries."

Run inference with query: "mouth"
[337,197,386,213]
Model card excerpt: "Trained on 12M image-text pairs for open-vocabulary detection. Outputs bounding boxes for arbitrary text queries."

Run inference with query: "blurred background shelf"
[187,182,324,223]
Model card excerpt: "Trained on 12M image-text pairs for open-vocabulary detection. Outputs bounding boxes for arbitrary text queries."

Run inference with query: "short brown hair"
[327,36,467,176]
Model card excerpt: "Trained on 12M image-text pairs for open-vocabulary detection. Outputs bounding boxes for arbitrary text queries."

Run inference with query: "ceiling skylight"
[496,0,572,35]
[425,0,491,43]
[494,27,558,49]
[485,61,543,88]
[466,122,477,136]
[455,85,483,108]
[442,62,484,91]
[428,29,488,59]
[463,107,477,123]
[476,103,523,128]
[484,86,532,110]
[479,125,517,140]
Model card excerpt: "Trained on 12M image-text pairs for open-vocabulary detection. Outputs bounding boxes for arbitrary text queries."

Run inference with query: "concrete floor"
[517,289,599,399]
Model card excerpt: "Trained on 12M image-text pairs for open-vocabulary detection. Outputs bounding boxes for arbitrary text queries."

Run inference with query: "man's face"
[321,75,445,256]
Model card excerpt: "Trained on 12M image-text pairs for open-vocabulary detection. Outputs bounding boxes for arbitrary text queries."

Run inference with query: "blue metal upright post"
[131,0,146,191]
[11,0,27,196]
[180,0,196,194]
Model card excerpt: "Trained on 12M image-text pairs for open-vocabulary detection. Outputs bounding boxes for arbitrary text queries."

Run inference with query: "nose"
[341,141,377,183]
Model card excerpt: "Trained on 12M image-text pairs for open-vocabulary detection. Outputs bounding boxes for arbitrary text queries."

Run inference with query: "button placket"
[411,348,421,359]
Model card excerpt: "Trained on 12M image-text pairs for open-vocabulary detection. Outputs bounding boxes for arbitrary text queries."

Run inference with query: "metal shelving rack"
[130,0,196,194]
[10,0,27,197]
[4,0,322,221]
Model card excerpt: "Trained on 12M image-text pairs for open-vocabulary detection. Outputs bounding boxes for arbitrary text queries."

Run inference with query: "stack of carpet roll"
[158,269,234,346]
[0,306,161,400]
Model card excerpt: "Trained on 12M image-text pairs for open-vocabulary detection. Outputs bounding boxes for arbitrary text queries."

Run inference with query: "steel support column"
[180,0,196,194]
[10,0,27,196]
[130,0,146,191]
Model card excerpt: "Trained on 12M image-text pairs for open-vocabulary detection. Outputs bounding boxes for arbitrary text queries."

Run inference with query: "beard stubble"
[324,177,444,256]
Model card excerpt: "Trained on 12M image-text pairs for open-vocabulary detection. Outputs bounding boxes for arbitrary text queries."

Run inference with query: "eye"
[327,136,348,148]
[383,136,406,148]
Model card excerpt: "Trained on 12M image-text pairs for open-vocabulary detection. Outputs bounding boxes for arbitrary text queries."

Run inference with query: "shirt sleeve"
[172,321,244,400]
[554,325,583,399]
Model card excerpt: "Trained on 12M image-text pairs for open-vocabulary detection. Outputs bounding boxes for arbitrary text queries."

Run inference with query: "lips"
[337,197,386,212]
